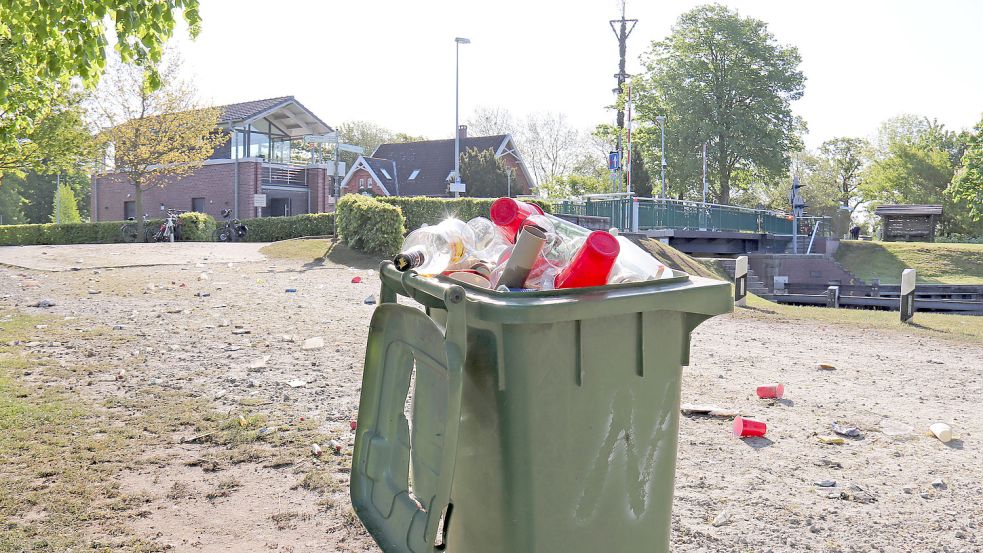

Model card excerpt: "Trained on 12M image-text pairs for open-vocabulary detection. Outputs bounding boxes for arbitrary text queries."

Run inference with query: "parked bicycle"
[213,208,248,242]
[120,215,147,243]
[147,209,184,242]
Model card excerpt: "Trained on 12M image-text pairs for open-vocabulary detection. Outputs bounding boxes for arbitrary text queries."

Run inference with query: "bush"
[177,212,216,241]
[242,213,335,242]
[336,195,405,256]
[378,197,553,232]
[0,219,162,245]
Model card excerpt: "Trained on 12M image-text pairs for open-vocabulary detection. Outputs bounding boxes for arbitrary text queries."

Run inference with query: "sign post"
[734,255,748,307]
[900,269,916,323]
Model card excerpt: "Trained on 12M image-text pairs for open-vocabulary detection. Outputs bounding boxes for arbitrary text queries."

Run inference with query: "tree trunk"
[134,185,144,240]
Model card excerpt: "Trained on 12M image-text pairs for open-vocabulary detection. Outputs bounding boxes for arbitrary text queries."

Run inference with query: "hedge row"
[336,195,405,257]
[0,219,162,246]
[378,197,553,232]
[241,213,335,242]
[0,211,334,245]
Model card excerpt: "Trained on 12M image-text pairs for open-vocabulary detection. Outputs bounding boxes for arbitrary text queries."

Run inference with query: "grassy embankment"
[834,241,983,284]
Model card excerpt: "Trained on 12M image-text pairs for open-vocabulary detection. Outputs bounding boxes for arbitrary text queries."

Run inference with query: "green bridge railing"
[557,196,803,235]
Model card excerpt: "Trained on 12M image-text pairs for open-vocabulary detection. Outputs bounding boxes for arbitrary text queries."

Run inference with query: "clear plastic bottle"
[522,213,591,268]
[467,217,511,262]
[607,236,670,284]
[393,218,475,275]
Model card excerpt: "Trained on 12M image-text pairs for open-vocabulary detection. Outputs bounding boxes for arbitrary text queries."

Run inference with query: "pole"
[334,133,341,202]
[453,39,463,198]
[626,81,632,196]
[55,173,61,224]
[702,142,708,204]
[792,176,799,254]
[659,118,666,198]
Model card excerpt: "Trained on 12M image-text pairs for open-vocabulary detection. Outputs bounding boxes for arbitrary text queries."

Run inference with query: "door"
[269,198,290,217]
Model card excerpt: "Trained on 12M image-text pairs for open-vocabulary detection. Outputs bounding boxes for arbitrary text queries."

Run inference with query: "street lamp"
[655,115,667,198]
[453,36,471,198]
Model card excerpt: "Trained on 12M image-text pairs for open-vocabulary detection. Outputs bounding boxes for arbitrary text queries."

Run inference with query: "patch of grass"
[630,237,729,280]
[744,293,983,342]
[295,469,341,494]
[835,241,983,284]
[260,237,382,270]
[270,510,310,531]
[206,477,242,501]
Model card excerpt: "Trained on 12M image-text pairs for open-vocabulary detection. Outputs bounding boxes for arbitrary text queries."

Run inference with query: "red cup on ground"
[756,383,784,399]
[553,231,620,290]
[351,276,362,284]
[490,198,545,242]
[733,416,767,438]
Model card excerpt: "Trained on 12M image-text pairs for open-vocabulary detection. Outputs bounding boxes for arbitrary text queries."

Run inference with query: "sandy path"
[2,243,980,552]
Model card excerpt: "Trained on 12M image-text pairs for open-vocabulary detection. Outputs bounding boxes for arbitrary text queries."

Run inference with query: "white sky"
[172,0,983,149]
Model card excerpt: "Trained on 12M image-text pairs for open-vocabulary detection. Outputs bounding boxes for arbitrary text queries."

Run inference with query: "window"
[359,177,365,189]
[191,197,205,213]
[123,201,136,220]
[380,168,391,179]
[409,169,420,180]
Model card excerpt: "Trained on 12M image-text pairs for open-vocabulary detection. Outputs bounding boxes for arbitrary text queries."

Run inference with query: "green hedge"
[378,197,553,232]
[177,212,216,241]
[337,194,405,257]
[0,219,163,245]
[242,212,335,242]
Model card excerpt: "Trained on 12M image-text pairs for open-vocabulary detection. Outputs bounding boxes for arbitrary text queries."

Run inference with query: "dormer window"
[409,169,420,180]
[380,168,391,179]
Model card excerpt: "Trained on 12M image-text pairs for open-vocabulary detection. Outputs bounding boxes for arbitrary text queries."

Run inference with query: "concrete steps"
[715,258,769,295]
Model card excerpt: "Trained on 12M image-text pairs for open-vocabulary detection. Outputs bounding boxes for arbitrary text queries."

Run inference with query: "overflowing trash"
[832,422,862,438]
[391,198,670,291]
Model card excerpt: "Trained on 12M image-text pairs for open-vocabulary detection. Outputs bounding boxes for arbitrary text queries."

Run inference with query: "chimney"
[457,125,468,139]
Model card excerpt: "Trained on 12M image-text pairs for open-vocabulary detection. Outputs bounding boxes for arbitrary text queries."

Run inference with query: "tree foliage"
[536,174,613,199]
[0,91,93,177]
[50,183,82,224]
[634,4,805,204]
[460,147,509,198]
[0,1,199,172]
[91,55,226,233]
[949,115,983,223]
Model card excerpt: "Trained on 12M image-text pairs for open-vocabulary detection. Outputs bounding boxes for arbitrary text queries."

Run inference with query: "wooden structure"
[874,205,943,242]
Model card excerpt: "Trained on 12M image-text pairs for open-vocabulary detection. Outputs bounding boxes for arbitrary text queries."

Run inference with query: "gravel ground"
[1,242,980,552]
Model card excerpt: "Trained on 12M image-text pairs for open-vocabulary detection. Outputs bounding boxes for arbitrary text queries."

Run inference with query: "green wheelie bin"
[351,261,732,553]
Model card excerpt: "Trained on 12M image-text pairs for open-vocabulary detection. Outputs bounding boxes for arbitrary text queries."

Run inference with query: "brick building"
[91,96,336,221]
[339,127,533,197]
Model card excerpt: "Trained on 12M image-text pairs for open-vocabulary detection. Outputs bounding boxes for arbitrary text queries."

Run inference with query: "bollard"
[826,286,839,308]
[871,278,880,297]
[734,255,748,307]
[900,269,916,323]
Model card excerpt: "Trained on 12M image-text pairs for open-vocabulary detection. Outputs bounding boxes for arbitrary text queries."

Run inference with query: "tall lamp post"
[453,37,471,198]
[655,115,667,198]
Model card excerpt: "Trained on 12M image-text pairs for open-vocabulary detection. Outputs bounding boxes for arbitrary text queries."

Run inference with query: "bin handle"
[380,261,466,310]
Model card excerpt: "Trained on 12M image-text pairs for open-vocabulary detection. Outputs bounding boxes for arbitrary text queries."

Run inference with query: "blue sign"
[608,151,620,170]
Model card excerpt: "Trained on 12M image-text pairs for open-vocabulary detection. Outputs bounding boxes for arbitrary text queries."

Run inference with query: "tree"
[50,183,82,224]
[949,115,983,225]
[628,144,653,197]
[817,138,870,212]
[6,170,91,224]
[0,90,93,177]
[522,112,583,184]
[466,106,520,137]
[0,1,199,175]
[537,174,612,199]
[0,179,26,225]
[635,4,806,204]
[460,148,509,198]
[91,55,226,235]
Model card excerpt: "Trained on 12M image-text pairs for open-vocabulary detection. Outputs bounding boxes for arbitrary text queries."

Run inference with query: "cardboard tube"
[497,226,546,288]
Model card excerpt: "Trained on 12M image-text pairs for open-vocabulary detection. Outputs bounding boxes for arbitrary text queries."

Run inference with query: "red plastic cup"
[490,198,545,242]
[553,231,621,290]
[756,383,784,399]
[351,276,362,284]
[733,416,767,438]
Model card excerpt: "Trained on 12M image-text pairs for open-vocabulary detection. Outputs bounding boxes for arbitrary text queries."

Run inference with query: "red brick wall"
[92,160,330,221]
[499,155,532,195]
[341,168,388,196]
